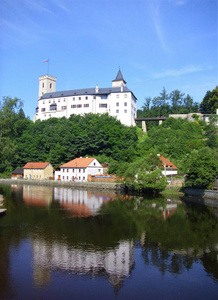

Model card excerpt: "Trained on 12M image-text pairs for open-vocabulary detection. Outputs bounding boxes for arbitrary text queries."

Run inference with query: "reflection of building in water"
[32,239,134,289]
[23,185,53,207]
[54,188,113,217]
[162,204,178,220]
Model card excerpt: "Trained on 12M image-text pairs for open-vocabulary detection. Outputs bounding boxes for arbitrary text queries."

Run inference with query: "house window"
[83,169,85,173]
[124,102,127,106]
[116,102,119,107]
[73,169,74,172]
[79,169,81,173]
[94,163,96,166]
[63,176,64,180]
[99,104,107,108]
[116,110,119,113]
[84,104,89,107]
[67,176,68,180]
[83,177,85,180]
[63,169,65,172]
[67,169,68,173]
[58,99,60,102]
[79,176,81,180]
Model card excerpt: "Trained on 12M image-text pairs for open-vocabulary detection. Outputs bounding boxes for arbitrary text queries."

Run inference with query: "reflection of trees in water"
[142,244,198,275]
[201,252,218,282]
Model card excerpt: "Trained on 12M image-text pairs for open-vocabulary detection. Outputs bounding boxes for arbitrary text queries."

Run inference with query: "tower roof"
[112,69,126,83]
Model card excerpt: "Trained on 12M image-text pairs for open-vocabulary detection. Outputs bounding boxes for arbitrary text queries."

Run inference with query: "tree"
[200,87,218,114]
[124,154,168,192]
[185,148,218,189]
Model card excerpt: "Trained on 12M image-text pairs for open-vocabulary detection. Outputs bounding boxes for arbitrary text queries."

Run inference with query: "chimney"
[95,84,99,93]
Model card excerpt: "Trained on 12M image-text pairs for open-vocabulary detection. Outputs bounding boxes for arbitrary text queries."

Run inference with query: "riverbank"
[0,178,125,192]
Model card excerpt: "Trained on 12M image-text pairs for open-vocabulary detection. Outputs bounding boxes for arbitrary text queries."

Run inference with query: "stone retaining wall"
[184,188,218,200]
[0,179,125,192]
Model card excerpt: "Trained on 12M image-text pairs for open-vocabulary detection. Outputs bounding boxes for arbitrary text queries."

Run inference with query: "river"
[0,183,218,299]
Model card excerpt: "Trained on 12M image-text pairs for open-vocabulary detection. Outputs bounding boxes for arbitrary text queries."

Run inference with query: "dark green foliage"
[15,113,138,167]
[123,154,168,192]
[138,118,205,171]
[137,87,200,131]
[200,87,218,114]
[185,148,218,189]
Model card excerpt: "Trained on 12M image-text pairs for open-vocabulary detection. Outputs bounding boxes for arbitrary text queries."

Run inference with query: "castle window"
[79,97,81,100]
[50,83,52,88]
[72,105,76,108]
[124,110,127,113]
[124,94,127,98]
[84,104,89,107]
[99,104,107,108]
[73,97,75,101]
[61,106,67,110]
[58,99,60,102]
[93,96,96,99]
[85,96,88,100]
[41,108,45,112]
[116,102,119,107]
[77,104,82,108]
[42,83,44,88]
[124,102,127,106]
[116,110,119,114]
[116,94,119,98]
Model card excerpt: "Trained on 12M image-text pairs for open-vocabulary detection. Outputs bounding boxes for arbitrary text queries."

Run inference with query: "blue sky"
[0,0,217,119]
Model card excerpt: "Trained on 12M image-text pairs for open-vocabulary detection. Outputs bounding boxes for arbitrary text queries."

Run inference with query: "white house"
[158,154,178,176]
[55,157,103,182]
[34,69,137,127]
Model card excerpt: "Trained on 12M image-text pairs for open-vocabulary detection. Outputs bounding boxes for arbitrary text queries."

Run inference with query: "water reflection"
[32,238,134,289]
[0,184,218,299]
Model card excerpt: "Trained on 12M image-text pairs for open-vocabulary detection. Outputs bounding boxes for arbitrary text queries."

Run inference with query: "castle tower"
[38,75,57,99]
[112,69,127,88]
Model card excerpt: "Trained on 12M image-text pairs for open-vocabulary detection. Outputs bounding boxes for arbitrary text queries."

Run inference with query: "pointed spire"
[112,68,126,87]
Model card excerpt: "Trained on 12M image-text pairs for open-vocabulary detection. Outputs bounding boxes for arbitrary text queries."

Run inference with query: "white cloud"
[152,65,212,78]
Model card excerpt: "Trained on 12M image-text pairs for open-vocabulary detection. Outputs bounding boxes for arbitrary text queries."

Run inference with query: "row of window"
[116,110,128,114]
[62,176,85,181]
[42,94,128,104]
[116,102,127,107]
[63,168,85,173]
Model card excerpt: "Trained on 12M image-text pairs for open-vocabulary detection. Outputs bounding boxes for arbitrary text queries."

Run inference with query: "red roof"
[60,157,95,168]
[23,162,50,169]
[158,155,178,170]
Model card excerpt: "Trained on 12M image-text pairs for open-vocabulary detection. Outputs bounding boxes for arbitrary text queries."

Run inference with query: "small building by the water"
[158,154,178,176]
[23,162,54,180]
[55,157,103,182]
[11,167,24,179]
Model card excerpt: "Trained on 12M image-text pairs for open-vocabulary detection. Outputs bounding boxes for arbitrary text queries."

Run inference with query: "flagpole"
[48,58,49,75]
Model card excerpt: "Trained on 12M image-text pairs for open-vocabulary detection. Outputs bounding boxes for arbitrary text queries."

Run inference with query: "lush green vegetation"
[0,87,217,190]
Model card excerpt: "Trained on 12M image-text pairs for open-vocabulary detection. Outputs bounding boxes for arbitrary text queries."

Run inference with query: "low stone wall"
[184,188,218,200]
[0,179,125,192]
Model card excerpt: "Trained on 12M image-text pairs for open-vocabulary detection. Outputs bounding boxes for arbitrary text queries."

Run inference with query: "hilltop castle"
[34,69,137,126]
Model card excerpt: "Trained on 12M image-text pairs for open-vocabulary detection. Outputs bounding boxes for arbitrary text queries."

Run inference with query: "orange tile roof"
[60,157,95,168]
[23,162,50,169]
[159,155,178,170]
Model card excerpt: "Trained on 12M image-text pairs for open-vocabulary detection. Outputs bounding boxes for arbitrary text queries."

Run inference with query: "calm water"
[0,184,218,300]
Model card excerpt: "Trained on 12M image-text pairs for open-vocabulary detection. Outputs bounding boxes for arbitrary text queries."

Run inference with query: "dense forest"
[0,86,217,190]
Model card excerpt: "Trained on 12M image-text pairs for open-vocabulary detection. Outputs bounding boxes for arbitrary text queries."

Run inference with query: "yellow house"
[23,162,53,180]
